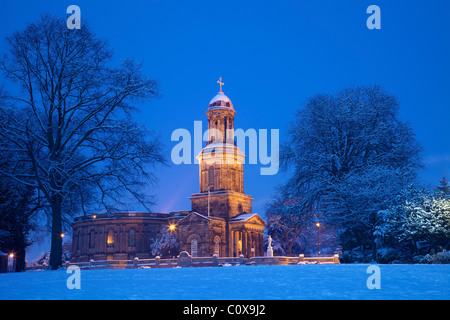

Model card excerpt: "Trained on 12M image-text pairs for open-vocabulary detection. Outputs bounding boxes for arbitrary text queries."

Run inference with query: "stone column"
[254,233,258,257]
[243,232,248,257]
[234,231,239,257]
[239,231,243,256]
[230,230,234,257]
[247,232,251,258]
[248,232,253,257]
[247,232,252,257]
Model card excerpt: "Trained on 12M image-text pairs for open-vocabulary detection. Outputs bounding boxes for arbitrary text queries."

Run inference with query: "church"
[71,80,267,262]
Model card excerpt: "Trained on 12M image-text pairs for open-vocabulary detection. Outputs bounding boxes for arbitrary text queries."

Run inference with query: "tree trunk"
[49,195,63,270]
[14,245,26,272]
[14,230,27,272]
[371,235,378,262]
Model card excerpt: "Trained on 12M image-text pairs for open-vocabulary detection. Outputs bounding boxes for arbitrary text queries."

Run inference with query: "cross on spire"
[217,77,224,93]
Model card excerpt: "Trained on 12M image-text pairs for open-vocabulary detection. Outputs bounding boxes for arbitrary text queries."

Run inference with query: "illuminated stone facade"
[71,211,186,262]
[178,88,266,257]
[71,85,266,261]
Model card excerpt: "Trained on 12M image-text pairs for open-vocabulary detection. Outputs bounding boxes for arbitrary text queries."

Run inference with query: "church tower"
[71,78,266,261]
[191,77,253,219]
[177,78,266,258]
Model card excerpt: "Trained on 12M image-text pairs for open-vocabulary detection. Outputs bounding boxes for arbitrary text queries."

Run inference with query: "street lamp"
[168,223,176,258]
[8,252,15,272]
[315,222,321,257]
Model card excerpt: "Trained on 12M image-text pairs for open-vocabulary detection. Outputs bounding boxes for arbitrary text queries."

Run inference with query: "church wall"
[199,162,244,193]
[177,214,210,257]
[208,219,227,257]
[176,213,228,257]
[71,214,169,262]
[71,88,267,261]
[190,191,253,221]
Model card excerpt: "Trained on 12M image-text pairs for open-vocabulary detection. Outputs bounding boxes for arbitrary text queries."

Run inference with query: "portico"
[229,213,266,257]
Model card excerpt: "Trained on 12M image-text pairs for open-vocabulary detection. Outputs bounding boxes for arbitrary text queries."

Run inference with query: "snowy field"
[0,264,449,300]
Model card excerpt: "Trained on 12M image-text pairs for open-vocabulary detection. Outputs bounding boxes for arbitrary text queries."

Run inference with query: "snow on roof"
[230,212,267,225]
[230,212,258,222]
[209,92,231,104]
[208,92,234,110]
[177,211,226,224]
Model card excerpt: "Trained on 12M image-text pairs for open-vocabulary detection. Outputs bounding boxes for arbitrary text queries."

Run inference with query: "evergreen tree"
[375,187,450,262]
[435,176,450,195]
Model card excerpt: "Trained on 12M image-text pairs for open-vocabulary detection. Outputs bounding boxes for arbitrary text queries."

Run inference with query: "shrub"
[426,250,450,264]
[341,248,373,263]
[376,248,404,264]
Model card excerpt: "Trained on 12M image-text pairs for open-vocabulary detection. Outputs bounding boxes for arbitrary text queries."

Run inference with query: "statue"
[267,236,273,257]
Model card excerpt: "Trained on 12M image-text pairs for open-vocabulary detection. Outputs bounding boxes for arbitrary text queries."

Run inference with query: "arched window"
[214,236,220,257]
[128,229,136,247]
[191,239,198,257]
[89,230,95,249]
[208,166,215,187]
[107,229,115,247]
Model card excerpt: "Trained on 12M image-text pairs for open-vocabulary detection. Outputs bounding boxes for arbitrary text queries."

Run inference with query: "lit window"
[107,230,115,247]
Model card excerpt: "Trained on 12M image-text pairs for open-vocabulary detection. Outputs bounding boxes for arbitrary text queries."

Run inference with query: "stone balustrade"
[41,251,340,271]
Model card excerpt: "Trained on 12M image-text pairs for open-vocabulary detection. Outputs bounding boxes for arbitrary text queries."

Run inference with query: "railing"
[27,253,340,271]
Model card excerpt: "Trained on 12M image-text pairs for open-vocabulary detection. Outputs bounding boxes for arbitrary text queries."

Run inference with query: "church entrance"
[230,229,263,258]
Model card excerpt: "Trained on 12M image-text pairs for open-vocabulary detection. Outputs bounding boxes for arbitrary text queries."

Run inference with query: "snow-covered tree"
[265,190,339,256]
[281,86,423,259]
[0,15,164,269]
[375,188,450,261]
[150,226,180,258]
[30,248,71,267]
[435,176,450,195]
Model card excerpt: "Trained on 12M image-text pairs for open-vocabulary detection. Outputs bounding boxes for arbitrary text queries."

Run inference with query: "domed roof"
[208,92,234,110]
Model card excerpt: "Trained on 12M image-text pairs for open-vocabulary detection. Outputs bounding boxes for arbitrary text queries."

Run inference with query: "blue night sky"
[1,0,449,224]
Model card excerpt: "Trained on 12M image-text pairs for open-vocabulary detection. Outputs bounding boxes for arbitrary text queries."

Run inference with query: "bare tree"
[0,15,164,269]
[265,193,312,256]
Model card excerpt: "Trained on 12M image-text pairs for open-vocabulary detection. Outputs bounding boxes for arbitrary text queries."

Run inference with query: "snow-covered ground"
[0,264,448,300]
